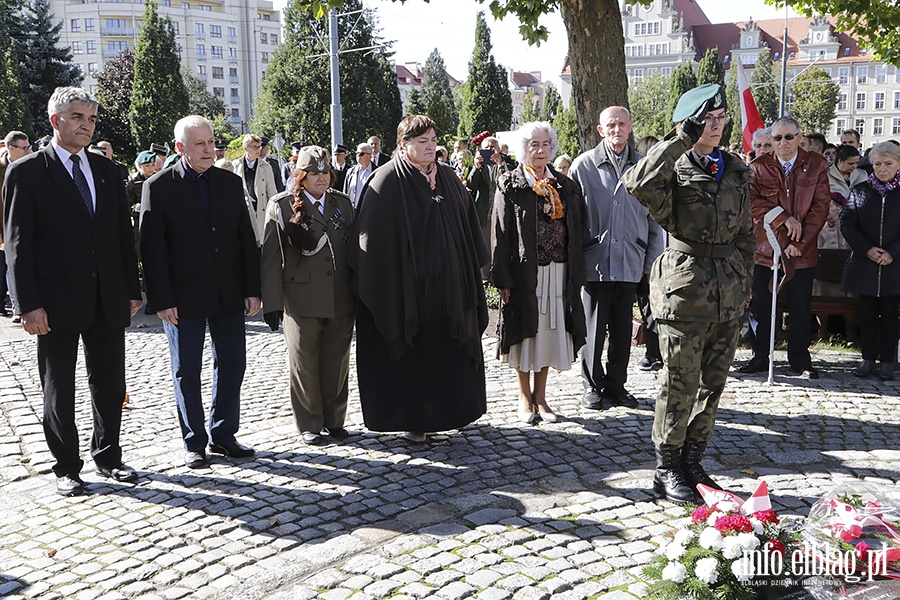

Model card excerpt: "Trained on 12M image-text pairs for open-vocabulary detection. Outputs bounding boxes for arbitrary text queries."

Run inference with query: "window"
[200,5,211,11]
[88,62,98,76]
[632,21,660,36]
[270,34,277,45]
[107,41,127,53]
[262,14,270,21]
[856,92,866,110]
[873,118,884,136]
[261,52,268,63]
[85,18,94,31]
[227,26,236,41]
[894,91,900,109]
[876,65,887,83]
[231,108,240,118]
[229,67,237,77]
[857,66,868,84]
[843,47,851,56]
[196,44,206,59]
[260,32,267,44]
[198,65,206,75]
[171,21,178,34]
[72,41,83,54]
[893,118,900,135]
[210,25,221,37]
[213,87,224,97]
[632,68,644,81]
[838,93,847,111]
[162,0,170,5]
[773,51,780,60]
[661,67,671,76]
[836,119,846,137]
[875,92,885,110]
[230,87,238,98]
[838,67,849,85]
[86,40,96,54]
[822,68,831,76]
[71,19,80,32]
[229,47,237,58]
[855,118,866,135]
[182,2,189,8]
[195,23,204,37]
[211,46,222,58]
[212,66,223,79]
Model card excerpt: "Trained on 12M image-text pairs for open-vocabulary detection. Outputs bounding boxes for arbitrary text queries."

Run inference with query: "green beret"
[295,146,330,173]
[672,83,727,123]
[136,150,157,165]
[163,153,180,169]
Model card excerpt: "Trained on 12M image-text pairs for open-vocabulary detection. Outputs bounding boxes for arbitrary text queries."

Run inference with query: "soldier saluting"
[623,84,755,505]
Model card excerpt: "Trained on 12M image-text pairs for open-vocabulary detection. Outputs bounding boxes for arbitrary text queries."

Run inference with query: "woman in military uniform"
[623,84,755,505]
[260,146,356,446]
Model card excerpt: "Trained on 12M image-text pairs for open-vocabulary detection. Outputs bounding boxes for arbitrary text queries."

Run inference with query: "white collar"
[778,154,798,169]
[303,189,324,204]
[52,140,88,166]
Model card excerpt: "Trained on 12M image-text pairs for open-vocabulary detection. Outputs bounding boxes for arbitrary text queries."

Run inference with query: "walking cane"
[763,207,785,385]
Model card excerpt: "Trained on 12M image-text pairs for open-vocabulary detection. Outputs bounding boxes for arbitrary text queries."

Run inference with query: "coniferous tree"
[668,61,697,122]
[406,87,426,115]
[0,45,27,135]
[458,12,512,139]
[696,48,725,87]
[552,97,579,159]
[184,67,225,119]
[419,49,458,142]
[750,49,779,125]
[16,0,83,137]
[95,50,137,160]
[725,64,742,147]
[521,90,539,123]
[628,72,671,139]
[542,85,561,122]
[251,0,401,152]
[129,0,189,151]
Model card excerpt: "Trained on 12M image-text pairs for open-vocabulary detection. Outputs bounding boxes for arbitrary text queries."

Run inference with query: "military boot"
[653,446,698,505]
[682,441,722,490]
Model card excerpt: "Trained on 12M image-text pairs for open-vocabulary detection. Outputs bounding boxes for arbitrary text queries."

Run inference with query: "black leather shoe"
[96,463,138,483]
[653,447,698,505]
[855,360,875,378]
[638,356,662,371]
[581,389,604,410]
[56,474,85,496]
[800,367,820,380]
[602,387,639,408]
[737,357,767,373]
[301,432,324,445]
[209,440,255,458]
[184,451,208,468]
[880,363,895,381]
[326,427,351,439]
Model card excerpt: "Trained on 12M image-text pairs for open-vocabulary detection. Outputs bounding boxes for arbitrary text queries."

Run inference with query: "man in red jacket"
[739,116,830,378]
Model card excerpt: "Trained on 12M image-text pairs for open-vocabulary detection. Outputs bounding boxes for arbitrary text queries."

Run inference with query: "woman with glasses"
[624,84,755,505]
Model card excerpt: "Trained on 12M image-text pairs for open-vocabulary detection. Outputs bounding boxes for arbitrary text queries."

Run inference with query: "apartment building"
[53,0,281,130]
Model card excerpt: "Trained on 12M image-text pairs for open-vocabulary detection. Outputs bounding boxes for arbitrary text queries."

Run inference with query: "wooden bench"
[776,248,859,317]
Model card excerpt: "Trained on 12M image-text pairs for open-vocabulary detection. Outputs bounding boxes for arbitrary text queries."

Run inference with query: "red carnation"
[709,162,718,175]
[753,510,780,525]
[714,514,753,533]
[692,505,713,524]
[856,541,871,562]
[765,539,786,556]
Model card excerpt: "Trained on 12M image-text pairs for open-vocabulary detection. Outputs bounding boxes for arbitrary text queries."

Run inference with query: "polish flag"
[736,60,765,154]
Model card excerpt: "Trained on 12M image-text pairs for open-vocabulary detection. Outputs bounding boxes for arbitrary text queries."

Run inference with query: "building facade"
[52,0,281,131]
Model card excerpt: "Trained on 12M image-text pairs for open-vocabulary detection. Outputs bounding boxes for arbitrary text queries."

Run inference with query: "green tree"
[209,113,236,142]
[788,66,839,134]
[696,48,725,87]
[552,97,579,159]
[750,49,779,125]
[0,46,27,135]
[95,50,137,160]
[521,90,539,123]
[725,64,742,147]
[129,0,189,151]
[542,85,561,122]
[668,61,697,123]
[251,0,401,152]
[419,49,458,142]
[16,0,83,137]
[457,12,513,139]
[184,67,225,119]
[405,86,426,115]
[628,72,671,140]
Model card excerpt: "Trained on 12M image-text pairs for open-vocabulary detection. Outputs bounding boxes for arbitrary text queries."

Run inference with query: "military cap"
[136,150,157,165]
[333,144,348,154]
[260,136,270,147]
[215,139,228,150]
[295,146,330,173]
[672,83,727,123]
[38,135,52,149]
[290,141,303,152]
[163,153,180,169]
[150,143,168,156]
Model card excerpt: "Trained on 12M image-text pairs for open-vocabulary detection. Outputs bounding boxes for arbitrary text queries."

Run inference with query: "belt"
[669,237,734,259]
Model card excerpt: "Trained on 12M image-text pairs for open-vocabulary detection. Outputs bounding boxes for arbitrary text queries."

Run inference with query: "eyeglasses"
[704,115,731,125]
[246,145,261,150]
[356,151,370,156]
[8,144,29,151]
[772,133,798,142]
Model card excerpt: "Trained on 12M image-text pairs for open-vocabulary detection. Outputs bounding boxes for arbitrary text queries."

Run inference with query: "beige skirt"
[503,261,574,372]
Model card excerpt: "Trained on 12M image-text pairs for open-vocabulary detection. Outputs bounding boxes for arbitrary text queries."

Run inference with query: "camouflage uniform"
[623,130,755,448]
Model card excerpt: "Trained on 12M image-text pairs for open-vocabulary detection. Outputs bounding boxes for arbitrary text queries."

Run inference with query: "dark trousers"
[858,295,900,362]
[748,264,815,370]
[37,313,126,477]
[636,276,660,360]
[581,281,638,393]
[163,312,246,452]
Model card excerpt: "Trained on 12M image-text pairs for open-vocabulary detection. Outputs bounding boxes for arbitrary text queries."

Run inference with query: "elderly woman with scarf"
[491,121,586,425]
[347,115,489,443]
[841,141,900,381]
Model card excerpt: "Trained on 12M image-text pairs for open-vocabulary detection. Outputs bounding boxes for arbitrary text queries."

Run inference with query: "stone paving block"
[474,589,513,600]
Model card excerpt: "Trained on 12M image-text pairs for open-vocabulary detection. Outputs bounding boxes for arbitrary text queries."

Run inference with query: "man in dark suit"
[367,135,390,169]
[259,136,284,194]
[4,87,143,496]
[140,115,261,469]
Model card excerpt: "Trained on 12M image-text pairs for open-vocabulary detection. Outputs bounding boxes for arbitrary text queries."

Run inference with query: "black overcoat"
[840,180,900,297]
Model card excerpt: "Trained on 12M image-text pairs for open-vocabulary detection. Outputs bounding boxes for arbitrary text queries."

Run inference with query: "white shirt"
[354,163,372,206]
[303,189,325,214]
[778,154,798,174]
[53,140,96,210]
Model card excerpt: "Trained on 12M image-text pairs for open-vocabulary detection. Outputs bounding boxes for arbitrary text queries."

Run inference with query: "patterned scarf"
[402,153,437,190]
[523,164,564,220]
[868,169,900,196]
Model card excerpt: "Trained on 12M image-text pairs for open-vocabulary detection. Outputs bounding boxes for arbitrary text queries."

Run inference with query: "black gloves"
[680,99,710,144]
[264,311,283,331]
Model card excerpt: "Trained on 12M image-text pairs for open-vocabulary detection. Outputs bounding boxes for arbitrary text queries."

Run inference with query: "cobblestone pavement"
[1,317,899,599]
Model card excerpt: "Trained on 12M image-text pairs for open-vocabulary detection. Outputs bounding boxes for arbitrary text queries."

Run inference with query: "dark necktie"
[313,200,323,215]
[70,154,94,216]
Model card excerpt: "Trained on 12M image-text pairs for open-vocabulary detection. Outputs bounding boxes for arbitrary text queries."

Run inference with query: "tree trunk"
[560,0,629,152]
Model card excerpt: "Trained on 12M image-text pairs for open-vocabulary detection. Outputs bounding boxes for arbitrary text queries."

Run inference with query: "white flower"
[662,561,688,583]
[707,514,719,527]
[694,556,719,584]
[673,528,694,546]
[698,527,724,550]
[749,517,764,535]
[654,537,669,555]
[722,536,744,559]
[666,542,686,560]
[716,501,739,513]
[731,555,756,583]
[736,532,761,552]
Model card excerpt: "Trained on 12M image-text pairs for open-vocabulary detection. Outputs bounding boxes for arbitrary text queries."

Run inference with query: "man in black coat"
[260,136,284,194]
[4,87,143,496]
[140,115,261,469]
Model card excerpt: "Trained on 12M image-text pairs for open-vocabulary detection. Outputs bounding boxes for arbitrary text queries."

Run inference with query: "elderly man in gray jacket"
[570,106,664,411]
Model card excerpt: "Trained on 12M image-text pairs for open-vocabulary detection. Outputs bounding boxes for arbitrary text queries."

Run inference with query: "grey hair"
[515,121,558,164]
[3,130,28,146]
[772,117,801,132]
[751,127,773,144]
[598,105,631,124]
[553,154,572,168]
[355,142,373,154]
[47,86,99,118]
[174,115,213,144]
[869,141,900,164]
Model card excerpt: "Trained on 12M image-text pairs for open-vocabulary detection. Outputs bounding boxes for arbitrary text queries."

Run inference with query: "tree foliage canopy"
[251,0,401,152]
[419,49,459,143]
[542,85,561,122]
[95,50,137,160]
[184,67,225,120]
[457,12,512,140]
[628,72,672,140]
[788,66,839,134]
[668,61,697,123]
[750,49,779,125]
[129,0,189,150]
[696,48,725,87]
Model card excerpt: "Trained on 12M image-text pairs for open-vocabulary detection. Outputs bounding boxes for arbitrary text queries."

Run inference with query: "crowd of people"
[2,84,897,505]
